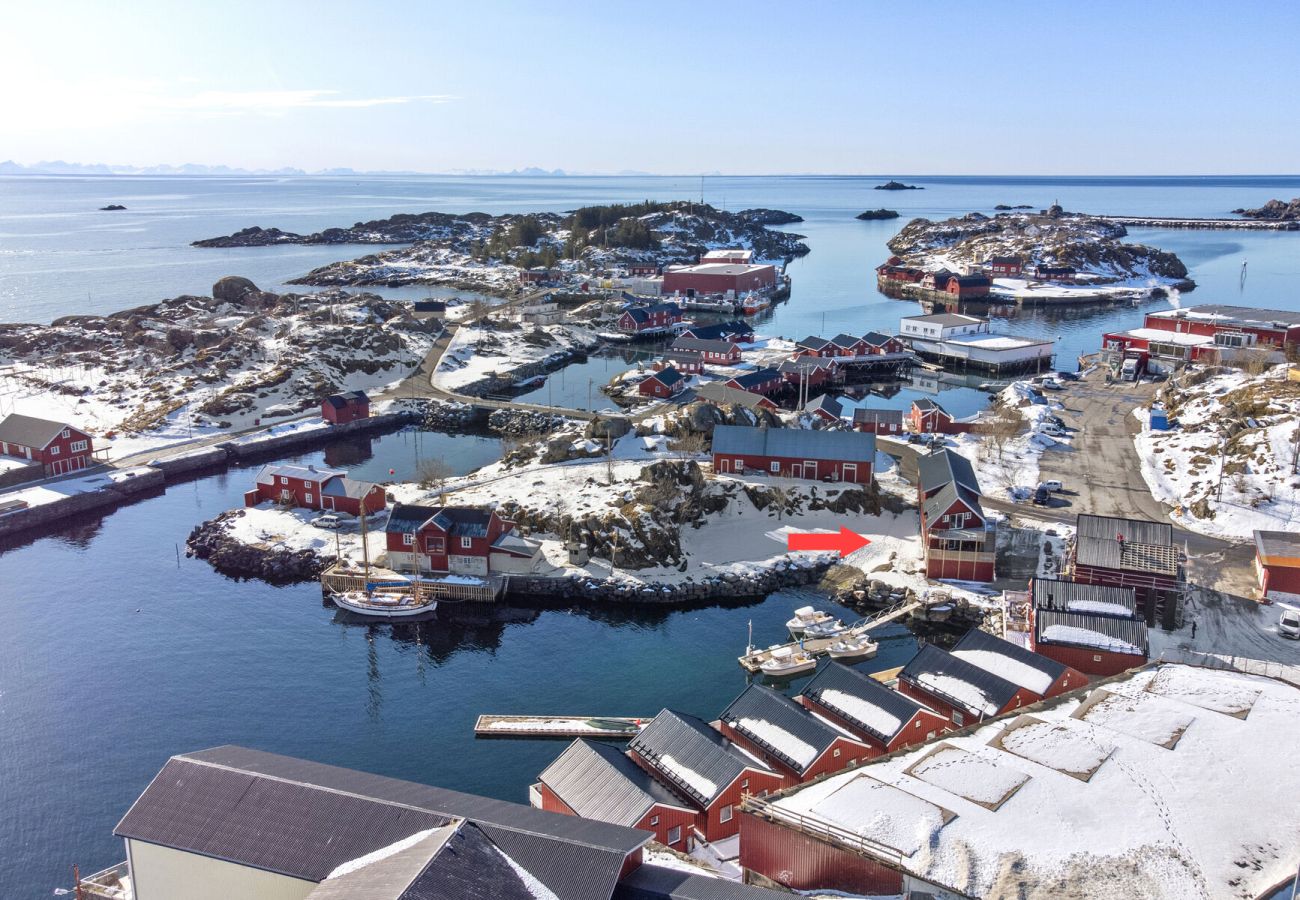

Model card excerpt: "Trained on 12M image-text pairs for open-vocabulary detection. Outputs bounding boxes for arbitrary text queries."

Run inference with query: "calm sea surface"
[2,175,1300,896]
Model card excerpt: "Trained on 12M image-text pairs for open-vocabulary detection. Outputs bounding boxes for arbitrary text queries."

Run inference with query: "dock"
[738,594,948,672]
[319,563,504,603]
[474,714,652,739]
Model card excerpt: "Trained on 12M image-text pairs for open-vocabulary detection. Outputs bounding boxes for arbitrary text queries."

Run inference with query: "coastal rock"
[1232,197,1300,221]
[186,510,326,584]
[875,181,922,190]
[99,204,127,211]
[994,204,1034,211]
[212,275,260,305]
[856,209,900,220]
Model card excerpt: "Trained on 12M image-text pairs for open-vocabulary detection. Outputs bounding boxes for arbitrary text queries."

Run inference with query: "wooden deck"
[474,714,652,739]
[319,563,503,603]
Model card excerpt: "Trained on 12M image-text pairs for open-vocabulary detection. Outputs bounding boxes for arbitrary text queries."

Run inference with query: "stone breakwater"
[186,509,326,584]
[1098,215,1300,231]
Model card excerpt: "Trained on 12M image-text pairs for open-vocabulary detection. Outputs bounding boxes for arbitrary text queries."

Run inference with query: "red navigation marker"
[787,527,871,557]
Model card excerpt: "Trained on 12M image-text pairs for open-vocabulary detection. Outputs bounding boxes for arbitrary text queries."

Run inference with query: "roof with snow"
[628,709,771,807]
[899,644,1022,717]
[1035,609,1149,657]
[667,263,772,276]
[718,684,858,774]
[670,337,736,355]
[950,628,1069,697]
[777,357,837,375]
[711,425,876,463]
[322,390,370,408]
[0,413,79,450]
[801,662,932,743]
[614,864,792,899]
[680,321,752,342]
[539,739,692,828]
[116,745,649,900]
[1032,578,1138,618]
[256,463,344,485]
[699,249,754,263]
[1147,304,1300,329]
[900,312,984,327]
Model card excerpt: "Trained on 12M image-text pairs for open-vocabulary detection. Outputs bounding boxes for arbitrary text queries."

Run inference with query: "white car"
[311,514,343,530]
[1040,480,1064,493]
[1038,421,1067,437]
[1279,608,1300,640]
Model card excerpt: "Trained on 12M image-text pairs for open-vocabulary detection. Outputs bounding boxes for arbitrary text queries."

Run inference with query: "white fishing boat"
[786,605,834,635]
[332,590,438,620]
[802,618,846,639]
[827,634,878,660]
[759,646,818,678]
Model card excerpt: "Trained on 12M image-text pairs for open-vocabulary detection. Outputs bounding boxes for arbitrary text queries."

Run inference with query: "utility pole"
[1215,435,1227,503]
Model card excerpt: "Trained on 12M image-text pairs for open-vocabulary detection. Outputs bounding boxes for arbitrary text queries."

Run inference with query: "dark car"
[1055,371,1081,382]
[1032,486,1050,505]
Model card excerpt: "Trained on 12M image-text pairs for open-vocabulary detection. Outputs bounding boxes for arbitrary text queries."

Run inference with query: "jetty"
[319,563,504,603]
[474,714,651,739]
[738,593,949,672]
[1099,214,1299,231]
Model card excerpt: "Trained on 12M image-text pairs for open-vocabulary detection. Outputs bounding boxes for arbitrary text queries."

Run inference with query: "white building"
[900,313,1054,373]
[520,301,564,326]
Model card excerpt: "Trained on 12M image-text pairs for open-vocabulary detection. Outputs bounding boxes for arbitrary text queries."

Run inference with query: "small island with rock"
[856,209,900,220]
[99,204,127,211]
[874,180,922,191]
[1232,198,1300,222]
[994,204,1034,211]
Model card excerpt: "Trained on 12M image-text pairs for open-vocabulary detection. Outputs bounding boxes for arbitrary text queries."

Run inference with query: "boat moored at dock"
[330,589,438,620]
[786,605,834,635]
[759,646,818,678]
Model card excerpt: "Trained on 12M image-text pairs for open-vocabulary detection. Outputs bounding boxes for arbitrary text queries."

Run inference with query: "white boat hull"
[827,640,878,660]
[332,591,438,620]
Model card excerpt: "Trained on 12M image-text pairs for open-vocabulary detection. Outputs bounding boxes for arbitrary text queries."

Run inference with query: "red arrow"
[787,527,871,557]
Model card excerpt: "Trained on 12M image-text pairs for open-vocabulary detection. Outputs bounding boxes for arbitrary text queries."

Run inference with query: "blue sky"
[3,0,1297,174]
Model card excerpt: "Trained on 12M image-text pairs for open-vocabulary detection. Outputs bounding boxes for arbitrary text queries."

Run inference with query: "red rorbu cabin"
[0,413,96,476]
[321,391,370,425]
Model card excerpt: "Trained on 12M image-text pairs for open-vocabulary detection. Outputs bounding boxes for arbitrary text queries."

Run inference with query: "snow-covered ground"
[433,322,600,391]
[1133,364,1299,538]
[951,383,1070,500]
[224,503,387,561]
[0,466,156,511]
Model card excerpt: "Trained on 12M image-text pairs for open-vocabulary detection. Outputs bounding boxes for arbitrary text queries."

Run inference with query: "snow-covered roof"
[801,662,932,743]
[719,684,857,773]
[1114,327,1215,347]
[629,709,772,806]
[900,645,1021,717]
[950,628,1069,697]
[1032,578,1138,618]
[1035,609,1149,657]
[1147,304,1300,329]
[256,463,343,485]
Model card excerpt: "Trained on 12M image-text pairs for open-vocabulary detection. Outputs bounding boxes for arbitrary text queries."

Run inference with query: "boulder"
[212,276,260,305]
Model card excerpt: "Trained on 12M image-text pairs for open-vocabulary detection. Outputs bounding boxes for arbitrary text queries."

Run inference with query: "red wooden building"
[826,334,870,357]
[1142,305,1300,351]
[898,644,1039,727]
[711,425,876,485]
[916,448,996,582]
[694,383,779,414]
[626,262,661,276]
[874,256,925,285]
[384,503,537,576]
[723,367,785,396]
[861,331,906,355]
[804,394,846,425]
[778,356,838,389]
[717,684,872,786]
[943,274,992,300]
[657,352,703,375]
[244,464,387,515]
[618,303,683,334]
[851,407,904,435]
[670,336,742,365]
[949,627,1086,700]
[1255,530,1300,599]
[1033,264,1077,282]
[1070,514,1182,621]
[662,263,776,298]
[798,662,950,757]
[678,320,754,343]
[919,269,955,291]
[793,336,836,358]
[1033,608,1149,676]
[321,390,371,425]
[988,256,1023,277]
[534,739,698,851]
[639,367,687,399]
[0,413,96,476]
[909,398,969,434]
[740,812,906,896]
[699,249,754,265]
[628,709,783,843]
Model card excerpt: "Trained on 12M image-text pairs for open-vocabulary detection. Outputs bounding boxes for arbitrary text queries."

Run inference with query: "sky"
[2,0,1298,175]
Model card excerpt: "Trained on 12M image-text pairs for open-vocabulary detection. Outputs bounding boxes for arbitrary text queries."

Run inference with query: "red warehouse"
[628,709,783,843]
[917,448,996,582]
[739,809,906,897]
[897,645,1040,727]
[533,738,698,852]
[662,263,776,298]
[949,627,1086,700]
[1070,514,1182,624]
[1033,608,1150,676]
[384,503,539,576]
[988,256,1023,277]
[639,367,687,399]
[0,413,96,476]
[657,352,704,375]
[852,407,904,435]
[627,262,661,276]
[798,662,950,757]
[1031,577,1138,619]
[1255,530,1300,599]
[909,398,969,434]
[670,336,742,365]
[711,425,876,484]
[723,367,785,396]
[678,320,754,343]
[243,464,387,515]
[618,303,683,334]
[717,684,872,786]
[943,274,992,300]
[699,249,754,265]
[321,390,371,425]
[1143,305,1300,351]
[778,356,838,389]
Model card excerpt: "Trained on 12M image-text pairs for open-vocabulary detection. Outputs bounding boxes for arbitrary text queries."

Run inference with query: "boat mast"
[359,498,371,580]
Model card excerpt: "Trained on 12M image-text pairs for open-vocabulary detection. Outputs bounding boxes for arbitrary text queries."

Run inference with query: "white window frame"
[769,461,779,473]
[952,711,965,726]
[460,536,473,549]
[61,429,70,439]
[667,825,681,845]
[49,445,59,455]
[833,747,841,758]
[280,476,288,485]
[403,533,414,546]
[719,804,733,823]
[649,815,659,827]
[70,440,89,453]
[305,493,312,503]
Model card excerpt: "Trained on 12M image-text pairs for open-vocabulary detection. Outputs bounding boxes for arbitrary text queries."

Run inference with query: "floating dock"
[474,714,652,739]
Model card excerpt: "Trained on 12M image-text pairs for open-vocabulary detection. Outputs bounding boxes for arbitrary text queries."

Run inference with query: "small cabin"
[321,391,370,425]
[639,367,687,399]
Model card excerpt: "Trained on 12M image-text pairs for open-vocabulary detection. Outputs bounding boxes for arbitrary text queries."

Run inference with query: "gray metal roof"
[711,425,876,464]
[1074,533,1179,576]
[1032,578,1137,617]
[778,357,837,375]
[1150,304,1300,329]
[829,333,863,349]
[797,336,832,350]
[1075,514,1173,548]
[614,864,793,899]
[694,383,771,411]
[1035,609,1150,657]
[901,312,983,326]
[320,476,381,499]
[805,394,843,417]
[117,746,650,900]
[727,368,782,390]
[801,662,930,742]
[303,827,457,900]
[681,321,752,341]
[387,503,442,533]
[648,368,686,388]
[256,463,344,485]
[0,413,78,449]
[951,627,1069,694]
[916,448,980,495]
[393,822,563,900]
[862,331,896,346]
[899,645,1022,716]
[539,739,692,827]
[718,684,850,774]
[1256,530,1300,563]
[851,407,903,426]
[629,710,770,807]
[671,337,736,354]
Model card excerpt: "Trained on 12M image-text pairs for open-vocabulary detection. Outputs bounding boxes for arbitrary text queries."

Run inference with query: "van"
[1038,421,1067,437]
[1280,609,1300,640]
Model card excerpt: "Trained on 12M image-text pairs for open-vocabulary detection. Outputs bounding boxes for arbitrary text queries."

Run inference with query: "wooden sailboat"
[331,500,438,620]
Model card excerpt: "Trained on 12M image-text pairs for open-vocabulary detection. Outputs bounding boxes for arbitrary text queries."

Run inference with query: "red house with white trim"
[861,331,906,355]
[0,414,96,476]
[949,627,1086,700]
[712,425,876,485]
[909,398,969,434]
[670,336,742,365]
[1033,608,1150,677]
[243,464,387,515]
[639,367,687,399]
[988,256,1023,277]
[321,391,370,425]
[618,303,682,334]
[916,448,995,582]
[778,356,838,388]
[798,662,951,758]
[1142,305,1300,351]
[723,367,785,396]
[384,503,538,576]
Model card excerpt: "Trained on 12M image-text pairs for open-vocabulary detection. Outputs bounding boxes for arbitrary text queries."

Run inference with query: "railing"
[743,795,906,868]
[1157,648,1300,687]
[78,862,132,900]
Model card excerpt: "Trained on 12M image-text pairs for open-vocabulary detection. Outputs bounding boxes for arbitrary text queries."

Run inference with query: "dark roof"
[628,710,768,807]
[432,507,493,537]
[671,337,736,354]
[615,864,793,900]
[116,746,648,900]
[711,425,876,464]
[694,383,772,411]
[648,368,686,388]
[778,357,837,375]
[1153,304,1300,329]
[727,367,782,389]
[718,684,851,774]
[0,413,75,449]
[989,256,1021,265]
[912,398,950,415]
[682,321,752,341]
[386,503,443,534]
[804,394,843,418]
[851,407,903,426]
[950,627,1069,695]
[1035,265,1076,274]
[323,390,370,409]
[1256,530,1300,565]
[539,739,691,827]
[395,822,557,900]
[1032,578,1138,617]
[1035,609,1150,657]
[921,479,986,526]
[926,268,955,282]
[917,448,979,495]
[861,331,896,347]
[951,274,991,288]
[801,662,930,743]
[1076,514,1173,547]
[624,303,680,323]
[796,336,832,350]
[899,645,1022,717]
[829,333,864,349]
[1074,514,1179,575]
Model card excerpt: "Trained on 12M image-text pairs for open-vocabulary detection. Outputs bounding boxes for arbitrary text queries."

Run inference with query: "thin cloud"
[155,89,457,111]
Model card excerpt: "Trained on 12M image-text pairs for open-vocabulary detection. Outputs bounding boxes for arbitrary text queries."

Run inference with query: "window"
[403,533,414,546]
[915,720,921,728]
[952,711,965,726]
[70,440,88,453]
[49,445,59,455]
[280,477,288,485]
[769,461,779,473]
[741,778,749,789]
[719,805,733,824]
[305,494,312,503]
[61,429,70,439]
[460,536,473,549]
[833,748,841,758]
[1093,654,1103,663]
[649,815,659,827]
[427,538,444,553]
[667,826,681,845]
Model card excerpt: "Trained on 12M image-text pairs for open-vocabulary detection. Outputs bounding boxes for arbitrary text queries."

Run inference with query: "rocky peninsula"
[1232,197,1300,221]
[856,209,900,220]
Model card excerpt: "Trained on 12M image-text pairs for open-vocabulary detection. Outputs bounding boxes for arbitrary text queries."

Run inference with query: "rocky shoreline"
[1231,197,1300,222]
[186,510,327,584]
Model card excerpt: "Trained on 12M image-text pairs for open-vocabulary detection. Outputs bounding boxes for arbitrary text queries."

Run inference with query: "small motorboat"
[332,590,438,620]
[759,646,818,678]
[802,618,846,639]
[786,605,834,635]
[827,634,878,660]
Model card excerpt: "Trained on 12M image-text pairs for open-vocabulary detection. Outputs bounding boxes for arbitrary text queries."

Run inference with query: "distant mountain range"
[0,160,654,177]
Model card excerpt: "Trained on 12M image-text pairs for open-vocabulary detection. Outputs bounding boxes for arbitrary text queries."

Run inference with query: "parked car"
[1054,371,1080,382]
[312,514,343,530]
[1279,608,1300,640]
[1040,480,1064,493]
[1032,486,1050,505]
[1038,421,1067,437]
[1038,378,1065,392]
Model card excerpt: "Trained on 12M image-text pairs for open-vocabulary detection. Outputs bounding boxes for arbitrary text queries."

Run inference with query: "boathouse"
[669,336,742,365]
[988,256,1023,277]
[1254,530,1300,599]
[897,644,1038,726]
[639,367,687,399]
[943,273,992,300]
[1033,264,1077,281]
[1100,326,1219,369]
[1031,577,1138,619]
[534,738,697,851]
[917,448,995,582]
[798,662,950,756]
[618,303,682,334]
[717,684,873,786]
[662,263,776,298]
[384,503,539,576]
[852,407,904,435]
[919,269,955,292]
[778,356,838,389]
[1033,608,1149,676]
[656,351,703,375]
[0,413,96,476]
[628,709,783,842]
[1070,513,1182,624]
[902,312,1054,374]
[320,390,370,425]
[794,336,835,358]
[804,393,845,425]
[949,627,1086,700]
[694,382,779,414]
[711,425,876,484]
[678,320,753,343]
[827,333,870,357]
[909,398,969,434]
[862,331,906,355]
[244,464,387,515]
[723,367,785,396]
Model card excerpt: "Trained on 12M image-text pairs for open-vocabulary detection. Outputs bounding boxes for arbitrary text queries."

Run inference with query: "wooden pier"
[474,714,652,739]
[319,563,504,603]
